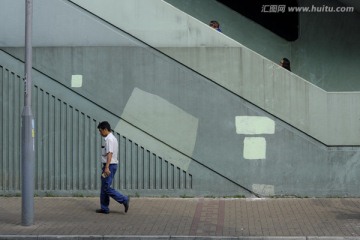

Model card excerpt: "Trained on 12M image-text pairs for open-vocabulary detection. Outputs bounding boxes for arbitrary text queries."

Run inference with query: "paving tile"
[0,197,359,238]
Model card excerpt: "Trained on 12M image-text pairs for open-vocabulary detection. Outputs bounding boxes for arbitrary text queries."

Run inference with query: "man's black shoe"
[96,209,109,214]
[124,197,130,213]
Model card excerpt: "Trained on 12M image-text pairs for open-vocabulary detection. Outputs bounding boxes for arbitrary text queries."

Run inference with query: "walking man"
[96,121,130,214]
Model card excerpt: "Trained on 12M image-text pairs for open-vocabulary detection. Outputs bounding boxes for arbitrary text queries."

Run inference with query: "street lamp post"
[22,0,35,226]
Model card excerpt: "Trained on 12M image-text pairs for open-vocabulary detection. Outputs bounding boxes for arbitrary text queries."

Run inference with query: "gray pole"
[22,0,35,226]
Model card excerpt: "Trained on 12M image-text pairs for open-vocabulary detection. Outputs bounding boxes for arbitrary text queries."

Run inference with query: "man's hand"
[103,167,111,177]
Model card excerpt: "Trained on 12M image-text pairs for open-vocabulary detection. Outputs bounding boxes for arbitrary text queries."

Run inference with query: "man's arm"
[104,152,113,177]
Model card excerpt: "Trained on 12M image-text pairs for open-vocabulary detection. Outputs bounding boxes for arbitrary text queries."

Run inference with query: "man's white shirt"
[101,132,119,164]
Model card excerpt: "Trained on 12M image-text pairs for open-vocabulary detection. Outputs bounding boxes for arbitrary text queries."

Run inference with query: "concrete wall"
[0,0,139,47]
[2,0,360,145]
[2,46,360,197]
[294,0,360,91]
[67,0,360,146]
[164,0,360,92]
[1,50,250,197]
[163,0,290,68]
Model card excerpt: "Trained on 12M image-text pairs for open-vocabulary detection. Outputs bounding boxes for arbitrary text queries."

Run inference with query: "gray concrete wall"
[163,0,290,67]
[66,0,360,146]
[0,0,137,47]
[164,0,360,92]
[2,46,360,197]
[2,0,360,145]
[294,0,360,91]
[1,50,250,197]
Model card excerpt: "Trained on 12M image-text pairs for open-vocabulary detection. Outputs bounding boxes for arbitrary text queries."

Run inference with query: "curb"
[0,235,359,240]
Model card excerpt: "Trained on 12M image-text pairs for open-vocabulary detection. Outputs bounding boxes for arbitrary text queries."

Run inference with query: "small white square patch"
[235,116,275,135]
[243,137,266,160]
[71,75,83,88]
[252,184,275,196]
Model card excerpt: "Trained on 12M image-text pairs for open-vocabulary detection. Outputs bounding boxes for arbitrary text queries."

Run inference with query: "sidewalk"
[0,197,359,239]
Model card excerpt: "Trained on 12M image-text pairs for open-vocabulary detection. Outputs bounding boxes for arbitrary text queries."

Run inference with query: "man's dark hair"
[97,121,112,131]
[209,20,220,28]
[281,58,291,71]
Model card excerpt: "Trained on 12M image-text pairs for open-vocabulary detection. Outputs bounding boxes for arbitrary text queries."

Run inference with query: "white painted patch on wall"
[71,75,83,88]
[235,116,275,134]
[252,184,275,196]
[120,88,199,158]
[235,116,275,160]
[114,119,191,171]
[243,137,266,160]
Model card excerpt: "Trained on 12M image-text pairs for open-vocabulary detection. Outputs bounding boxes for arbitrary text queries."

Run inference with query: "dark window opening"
[217,0,299,41]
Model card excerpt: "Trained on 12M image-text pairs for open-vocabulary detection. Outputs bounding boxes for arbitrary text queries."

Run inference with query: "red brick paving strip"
[216,199,225,236]
[189,198,204,235]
